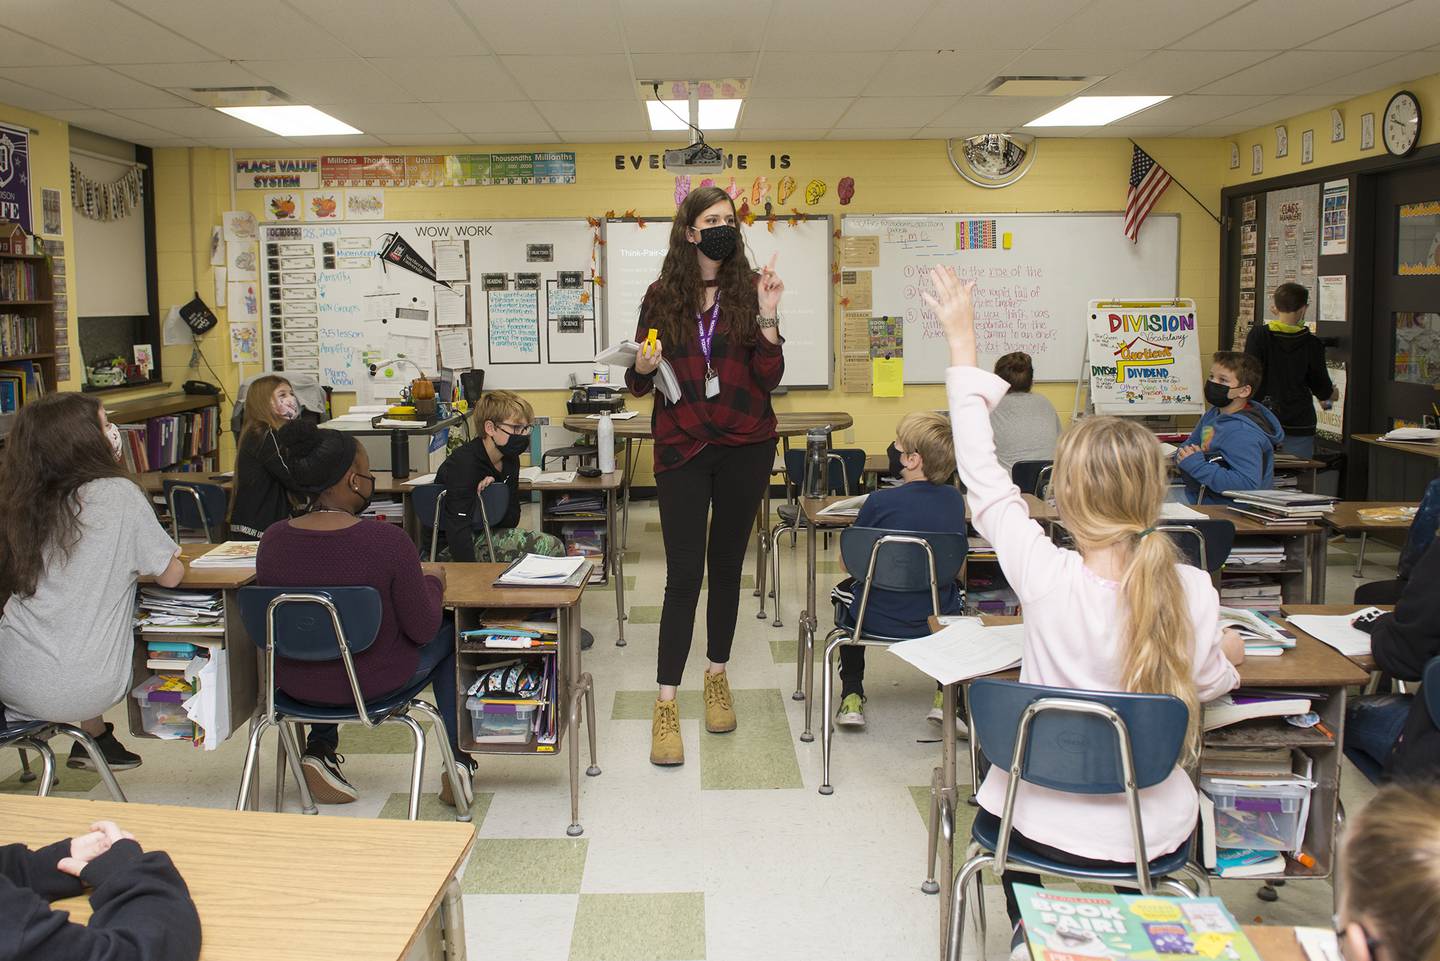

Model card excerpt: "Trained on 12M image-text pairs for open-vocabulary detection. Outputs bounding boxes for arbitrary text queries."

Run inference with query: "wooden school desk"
[1353,433,1440,502]
[432,561,599,837]
[0,793,473,961]
[1280,603,1395,674]
[1321,501,1418,579]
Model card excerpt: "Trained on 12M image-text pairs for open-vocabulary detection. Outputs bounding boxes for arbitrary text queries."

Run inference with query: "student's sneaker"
[439,754,478,808]
[67,722,142,771]
[836,693,866,728]
[650,698,684,766]
[703,670,737,734]
[926,690,970,737]
[301,744,358,804]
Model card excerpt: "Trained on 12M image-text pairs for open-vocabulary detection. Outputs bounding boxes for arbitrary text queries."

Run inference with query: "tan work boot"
[703,670,737,734]
[650,698,684,766]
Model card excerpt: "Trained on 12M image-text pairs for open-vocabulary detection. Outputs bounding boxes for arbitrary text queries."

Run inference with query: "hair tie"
[1137,527,1156,538]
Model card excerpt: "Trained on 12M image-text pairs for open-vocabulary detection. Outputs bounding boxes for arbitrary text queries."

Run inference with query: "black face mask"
[887,443,904,478]
[693,224,737,261]
[350,472,375,515]
[498,432,530,457]
[1203,380,1236,409]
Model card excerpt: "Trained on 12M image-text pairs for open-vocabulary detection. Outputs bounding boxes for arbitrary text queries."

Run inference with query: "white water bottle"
[597,411,616,474]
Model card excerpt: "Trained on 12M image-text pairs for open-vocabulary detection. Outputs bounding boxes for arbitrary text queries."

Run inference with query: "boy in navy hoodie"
[1176,351,1284,504]
[831,411,967,729]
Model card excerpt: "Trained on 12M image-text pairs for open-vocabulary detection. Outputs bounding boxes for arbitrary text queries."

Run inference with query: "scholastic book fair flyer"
[1015,886,1261,961]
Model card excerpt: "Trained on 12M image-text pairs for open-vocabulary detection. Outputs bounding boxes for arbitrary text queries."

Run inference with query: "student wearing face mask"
[435,390,565,563]
[256,419,473,807]
[0,394,184,774]
[230,374,305,541]
[1174,351,1283,505]
[625,185,786,767]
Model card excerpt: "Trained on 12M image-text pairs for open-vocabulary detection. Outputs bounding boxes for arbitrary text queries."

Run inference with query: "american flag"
[1123,144,1172,243]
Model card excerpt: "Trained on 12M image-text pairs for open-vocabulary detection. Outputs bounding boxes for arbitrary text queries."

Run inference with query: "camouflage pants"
[442,527,565,563]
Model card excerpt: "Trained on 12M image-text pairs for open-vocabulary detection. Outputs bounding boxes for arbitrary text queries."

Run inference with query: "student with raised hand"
[1337,781,1440,961]
[256,419,473,808]
[1174,351,1284,504]
[923,267,1244,957]
[229,374,304,541]
[1244,282,1336,461]
[0,394,184,773]
[0,819,202,961]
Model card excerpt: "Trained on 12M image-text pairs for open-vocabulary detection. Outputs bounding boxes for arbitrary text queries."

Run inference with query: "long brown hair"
[646,186,760,348]
[1341,783,1440,961]
[0,393,131,598]
[1052,416,1200,759]
[239,374,292,449]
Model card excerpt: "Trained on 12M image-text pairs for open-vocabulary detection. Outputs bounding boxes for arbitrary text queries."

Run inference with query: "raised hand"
[920,267,978,367]
[758,253,784,318]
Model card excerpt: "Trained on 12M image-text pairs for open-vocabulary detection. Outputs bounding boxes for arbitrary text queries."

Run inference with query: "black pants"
[1354,578,1405,605]
[654,440,774,687]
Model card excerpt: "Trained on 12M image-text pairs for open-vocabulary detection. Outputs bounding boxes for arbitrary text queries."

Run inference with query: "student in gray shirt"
[989,351,1061,475]
[0,394,184,772]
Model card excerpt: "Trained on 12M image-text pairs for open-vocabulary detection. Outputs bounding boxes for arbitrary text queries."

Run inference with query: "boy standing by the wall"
[1244,282,1338,460]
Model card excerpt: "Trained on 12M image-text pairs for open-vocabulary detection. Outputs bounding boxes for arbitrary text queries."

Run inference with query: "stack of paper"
[1381,426,1440,443]
[135,586,224,633]
[189,541,259,569]
[1226,540,1286,566]
[1286,611,1376,657]
[817,494,868,517]
[887,618,1024,685]
[1159,501,1205,520]
[361,501,405,522]
[596,341,681,404]
[494,553,589,587]
[1221,575,1283,608]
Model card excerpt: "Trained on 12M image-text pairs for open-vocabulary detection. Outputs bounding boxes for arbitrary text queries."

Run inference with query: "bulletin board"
[840,213,1179,383]
[603,216,833,387]
[258,218,601,391]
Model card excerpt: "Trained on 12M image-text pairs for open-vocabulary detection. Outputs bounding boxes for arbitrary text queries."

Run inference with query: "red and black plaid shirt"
[625,281,785,472]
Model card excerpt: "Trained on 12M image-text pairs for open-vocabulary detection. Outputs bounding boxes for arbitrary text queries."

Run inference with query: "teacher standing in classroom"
[626,185,786,767]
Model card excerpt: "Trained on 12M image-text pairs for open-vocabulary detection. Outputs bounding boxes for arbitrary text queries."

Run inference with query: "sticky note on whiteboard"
[1002,232,1013,250]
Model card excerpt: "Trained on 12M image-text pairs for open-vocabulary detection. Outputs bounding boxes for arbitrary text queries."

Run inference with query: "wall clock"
[1383,90,1421,157]
[945,133,1037,188]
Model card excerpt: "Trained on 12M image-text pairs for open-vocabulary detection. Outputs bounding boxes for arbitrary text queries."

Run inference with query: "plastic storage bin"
[467,698,537,738]
[130,675,194,738]
[1201,777,1312,851]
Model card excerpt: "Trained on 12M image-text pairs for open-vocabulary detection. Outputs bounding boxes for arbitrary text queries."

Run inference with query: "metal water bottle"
[390,428,410,480]
[805,427,830,497]
[597,411,616,474]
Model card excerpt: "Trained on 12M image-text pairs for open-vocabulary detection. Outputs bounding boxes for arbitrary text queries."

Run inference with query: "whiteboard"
[604,216,833,387]
[840,213,1179,383]
[259,218,601,391]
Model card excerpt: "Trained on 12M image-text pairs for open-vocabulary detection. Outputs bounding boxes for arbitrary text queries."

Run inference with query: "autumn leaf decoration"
[738,200,755,226]
[579,291,591,305]
[840,297,852,308]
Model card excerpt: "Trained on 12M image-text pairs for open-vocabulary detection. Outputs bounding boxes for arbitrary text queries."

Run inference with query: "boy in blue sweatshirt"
[1176,351,1284,504]
[830,411,967,729]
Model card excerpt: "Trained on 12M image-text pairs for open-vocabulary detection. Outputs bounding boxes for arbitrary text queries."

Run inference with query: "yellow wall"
[1223,70,1440,187]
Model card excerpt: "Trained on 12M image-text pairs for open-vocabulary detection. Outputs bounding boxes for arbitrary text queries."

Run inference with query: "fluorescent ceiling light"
[1025,95,1169,127]
[647,99,743,131]
[217,105,362,136]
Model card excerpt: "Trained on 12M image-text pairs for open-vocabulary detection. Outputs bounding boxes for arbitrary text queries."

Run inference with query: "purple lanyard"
[697,298,720,369]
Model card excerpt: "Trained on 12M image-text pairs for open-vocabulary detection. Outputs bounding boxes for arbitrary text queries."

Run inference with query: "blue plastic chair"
[0,718,126,801]
[1156,518,1236,574]
[413,482,510,561]
[163,479,230,542]
[1009,460,1053,497]
[234,586,473,821]
[945,679,1208,961]
[766,447,867,628]
[815,527,968,791]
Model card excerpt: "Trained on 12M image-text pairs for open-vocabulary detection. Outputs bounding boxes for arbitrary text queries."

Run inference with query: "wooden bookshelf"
[0,251,58,406]
[106,391,222,473]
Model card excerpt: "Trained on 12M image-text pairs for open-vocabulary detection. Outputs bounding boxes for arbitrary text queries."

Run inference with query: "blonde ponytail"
[1052,417,1200,759]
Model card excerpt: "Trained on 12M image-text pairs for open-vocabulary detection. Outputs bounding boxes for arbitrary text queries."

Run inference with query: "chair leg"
[235,717,272,811]
[18,748,34,782]
[970,865,988,960]
[50,725,126,803]
[818,632,848,795]
[769,522,787,629]
[409,699,473,822]
[274,724,288,811]
[947,854,993,961]
[923,766,942,894]
[394,713,430,822]
[277,721,316,815]
[14,739,56,797]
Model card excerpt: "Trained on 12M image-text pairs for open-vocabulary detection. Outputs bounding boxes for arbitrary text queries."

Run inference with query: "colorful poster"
[490,152,535,184]
[1087,299,1203,415]
[1321,179,1349,256]
[1397,200,1440,275]
[404,154,447,186]
[868,314,902,359]
[263,192,300,222]
[447,153,492,185]
[234,157,320,190]
[1394,311,1440,385]
[532,152,576,184]
[0,121,32,233]
[1016,885,1261,961]
[955,219,997,250]
[345,189,384,220]
[321,155,406,187]
[229,320,260,363]
[303,189,342,221]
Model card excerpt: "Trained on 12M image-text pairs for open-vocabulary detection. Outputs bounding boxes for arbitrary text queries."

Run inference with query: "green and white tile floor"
[2,503,1386,959]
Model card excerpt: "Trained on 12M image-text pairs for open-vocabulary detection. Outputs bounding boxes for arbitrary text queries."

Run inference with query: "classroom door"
[1370,163,1440,431]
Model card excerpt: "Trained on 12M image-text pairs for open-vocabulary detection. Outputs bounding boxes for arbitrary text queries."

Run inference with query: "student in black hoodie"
[1344,534,1440,783]
[1244,282,1338,460]
[1,819,201,961]
[228,375,304,541]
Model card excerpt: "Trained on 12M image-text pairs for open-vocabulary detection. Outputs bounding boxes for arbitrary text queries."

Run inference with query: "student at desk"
[229,374,304,541]
[0,394,184,773]
[925,268,1244,957]
[1174,352,1283,505]
[257,420,473,808]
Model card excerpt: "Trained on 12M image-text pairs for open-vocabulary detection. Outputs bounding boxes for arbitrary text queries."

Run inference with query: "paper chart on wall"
[434,283,467,326]
[481,289,542,365]
[437,328,471,369]
[1263,184,1319,317]
[1086,299,1204,415]
[226,242,258,281]
[1318,274,1346,324]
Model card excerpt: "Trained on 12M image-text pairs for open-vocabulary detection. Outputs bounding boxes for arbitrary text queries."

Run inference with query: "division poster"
[1263,183,1319,318]
[1087,299,1203,415]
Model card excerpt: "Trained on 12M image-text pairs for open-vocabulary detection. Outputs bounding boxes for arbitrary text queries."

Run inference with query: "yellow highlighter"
[646,328,658,352]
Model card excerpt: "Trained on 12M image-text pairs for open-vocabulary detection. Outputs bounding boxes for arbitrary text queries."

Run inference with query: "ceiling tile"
[1074,124,1195,138]
[0,0,214,63]
[1305,0,1440,49]
[899,0,1091,50]
[1194,50,1393,95]
[373,134,467,146]
[825,128,920,140]
[1207,94,1354,134]
[618,0,775,53]
[749,51,888,98]
[741,98,852,127]
[0,27,86,66]
[44,108,178,145]
[1037,0,1250,49]
[110,106,272,138]
[0,65,193,108]
[726,128,832,141]
[1084,50,1282,95]
[498,54,635,100]
[240,59,414,104]
[109,61,270,88]
[1171,0,1410,50]
[764,0,934,52]
[454,0,623,53]
[370,57,525,102]
[430,101,552,133]
[1121,94,1277,125]
[285,0,483,57]
[0,77,89,112]
[929,96,1068,129]
[119,0,333,60]
[862,50,1025,98]
[203,136,289,148]
[280,134,389,147]
[996,49,1151,76]
[834,96,955,128]
[630,52,761,82]
[316,102,458,135]
[465,131,560,144]
[534,100,648,133]
[554,131,644,143]
[1302,50,1440,98]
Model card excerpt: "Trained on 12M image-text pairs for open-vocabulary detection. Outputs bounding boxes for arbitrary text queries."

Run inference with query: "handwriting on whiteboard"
[895,263,1055,356]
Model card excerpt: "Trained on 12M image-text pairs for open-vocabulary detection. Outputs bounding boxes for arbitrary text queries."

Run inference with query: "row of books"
[0,360,45,414]
[0,260,40,300]
[0,312,39,355]
[1219,574,1282,607]
[115,408,220,472]
[1222,488,1338,527]
[1217,606,1295,657]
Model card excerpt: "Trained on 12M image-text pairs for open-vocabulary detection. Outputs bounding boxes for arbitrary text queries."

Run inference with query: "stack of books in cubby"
[544,492,608,584]
[115,407,220,473]
[130,586,224,741]
[458,611,560,752]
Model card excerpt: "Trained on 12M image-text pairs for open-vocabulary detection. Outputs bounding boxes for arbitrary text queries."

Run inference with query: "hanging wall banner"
[378,232,446,286]
[234,158,321,190]
[1086,299,1203,415]
[0,122,33,233]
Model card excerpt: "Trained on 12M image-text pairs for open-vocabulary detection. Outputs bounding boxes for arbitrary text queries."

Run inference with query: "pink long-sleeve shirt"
[948,366,1240,862]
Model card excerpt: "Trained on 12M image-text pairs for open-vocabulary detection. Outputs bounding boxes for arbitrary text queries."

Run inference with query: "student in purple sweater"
[257,420,473,808]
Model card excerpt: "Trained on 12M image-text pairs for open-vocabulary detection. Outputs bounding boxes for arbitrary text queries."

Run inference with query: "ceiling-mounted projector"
[663,140,725,174]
